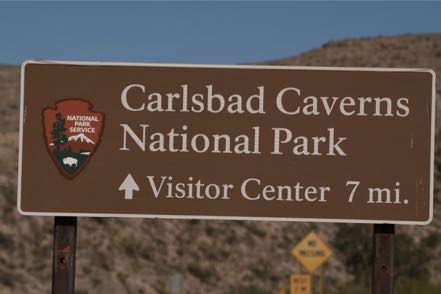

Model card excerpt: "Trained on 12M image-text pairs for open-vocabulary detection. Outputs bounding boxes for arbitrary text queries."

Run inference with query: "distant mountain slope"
[0,33,440,293]
[0,66,19,133]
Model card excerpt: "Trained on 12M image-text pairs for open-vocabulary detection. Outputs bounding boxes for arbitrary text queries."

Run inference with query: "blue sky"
[0,2,440,65]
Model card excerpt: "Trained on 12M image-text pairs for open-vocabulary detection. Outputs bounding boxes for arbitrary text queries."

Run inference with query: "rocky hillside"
[1,34,441,293]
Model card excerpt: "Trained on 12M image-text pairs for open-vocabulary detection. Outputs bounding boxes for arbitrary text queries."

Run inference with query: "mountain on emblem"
[42,99,104,179]
[68,133,95,144]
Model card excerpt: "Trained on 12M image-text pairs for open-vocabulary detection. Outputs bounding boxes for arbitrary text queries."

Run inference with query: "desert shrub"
[0,270,14,287]
[140,247,152,261]
[396,280,441,294]
[246,224,266,238]
[250,259,270,280]
[333,224,433,286]
[228,285,271,294]
[395,235,429,281]
[422,232,440,249]
[0,184,16,215]
[333,224,371,285]
[205,224,215,236]
[0,231,13,249]
[337,280,441,294]
[336,282,370,294]
[187,263,212,282]
[226,231,238,245]
[92,217,107,224]
[189,219,200,225]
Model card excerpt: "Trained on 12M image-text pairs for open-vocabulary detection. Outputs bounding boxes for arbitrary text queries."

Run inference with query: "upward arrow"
[119,173,140,200]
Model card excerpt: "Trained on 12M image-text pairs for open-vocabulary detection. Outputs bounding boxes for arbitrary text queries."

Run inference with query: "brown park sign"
[18,60,435,224]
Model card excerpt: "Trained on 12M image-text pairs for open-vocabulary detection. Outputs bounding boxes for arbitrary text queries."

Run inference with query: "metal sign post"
[52,216,77,294]
[372,224,395,294]
[320,265,326,294]
[171,273,183,294]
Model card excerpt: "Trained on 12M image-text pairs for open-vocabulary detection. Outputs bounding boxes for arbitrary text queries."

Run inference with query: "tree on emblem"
[51,112,68,153]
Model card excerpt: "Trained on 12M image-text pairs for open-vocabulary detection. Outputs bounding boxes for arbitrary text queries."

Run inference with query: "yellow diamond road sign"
[291,231,333,273]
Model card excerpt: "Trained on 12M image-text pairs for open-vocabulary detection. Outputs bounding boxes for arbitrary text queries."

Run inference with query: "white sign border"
[17,60,436,225]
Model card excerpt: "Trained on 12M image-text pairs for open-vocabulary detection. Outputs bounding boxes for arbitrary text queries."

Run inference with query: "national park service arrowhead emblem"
[42,99,104,179]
